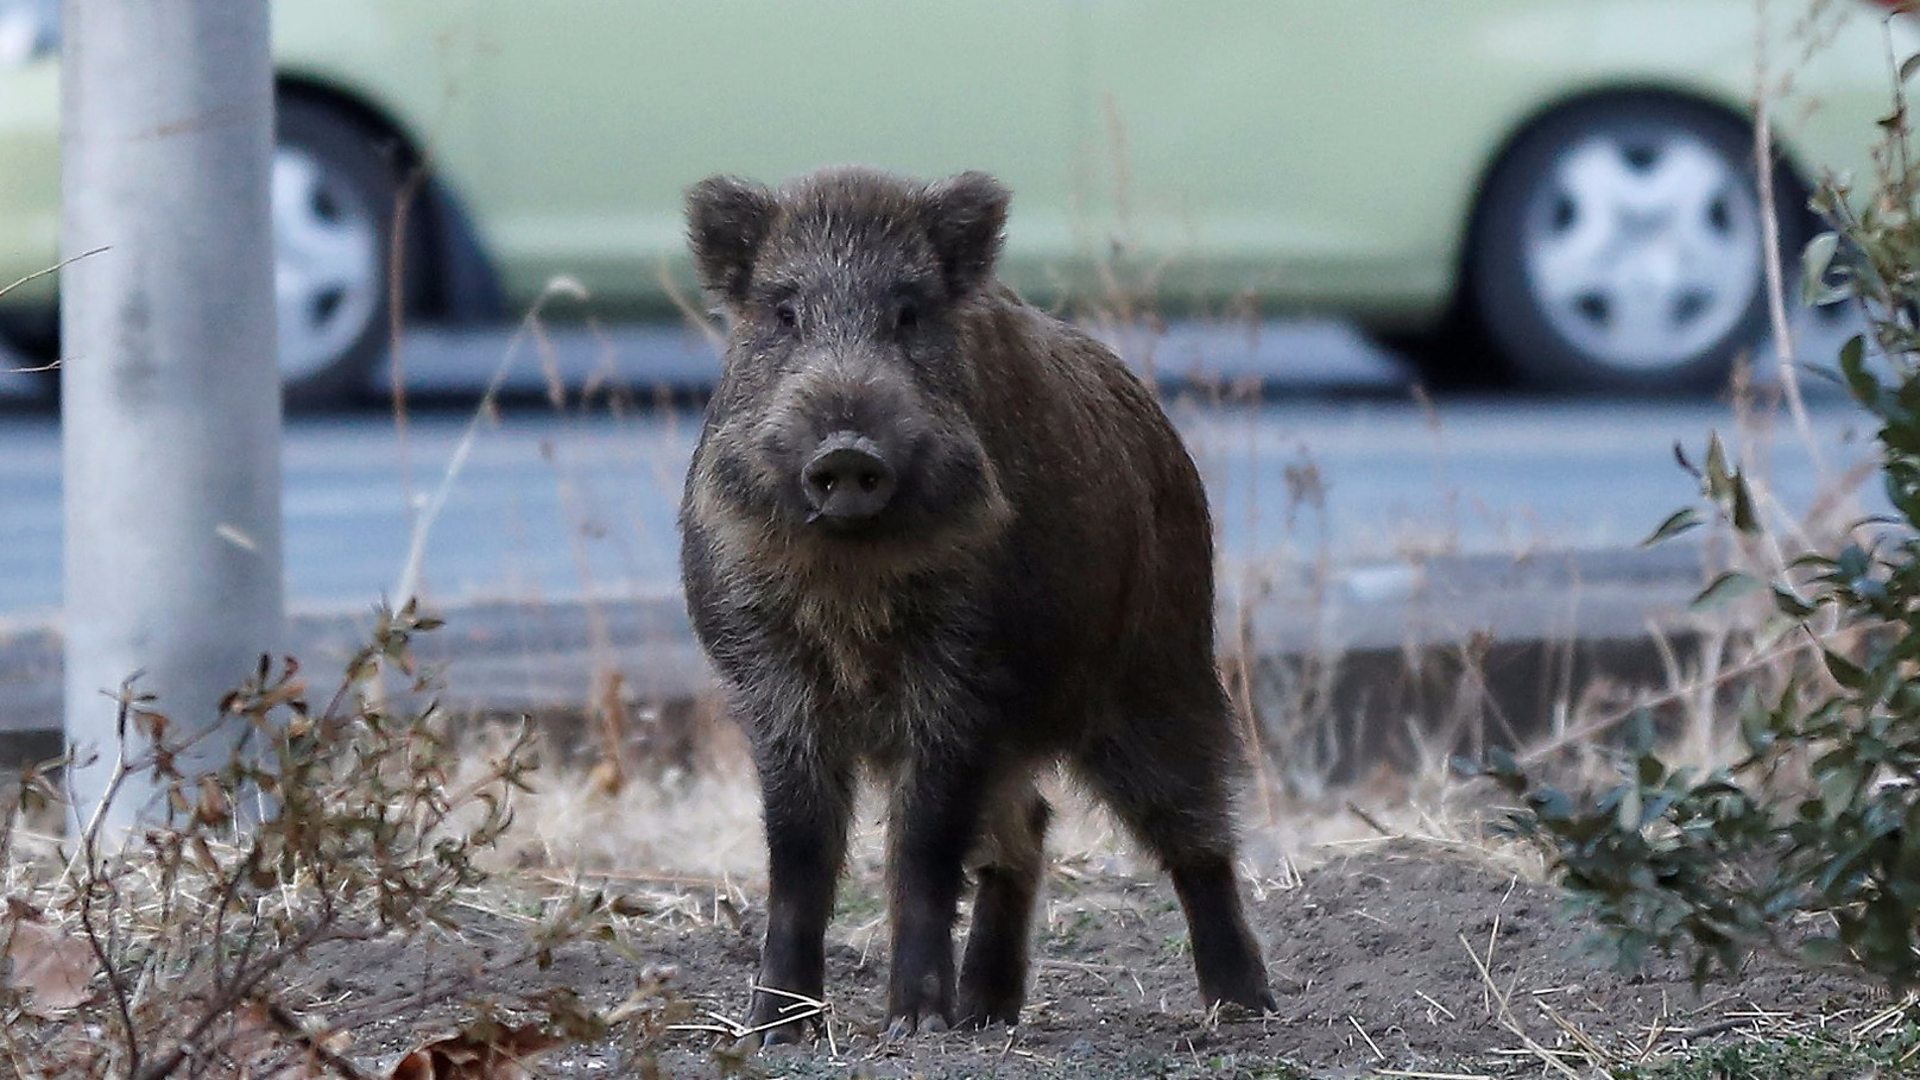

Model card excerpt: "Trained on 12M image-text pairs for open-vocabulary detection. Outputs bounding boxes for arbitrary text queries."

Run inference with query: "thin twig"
[387,160,432,544]
[1415,988,1458,1022]
[131,921,377,1080]
[0,246,108,303]
[392,276,588,608]
[1754,0,1828,479]
[1458,932,1584,1080]
[0,247,109,373]
[1346,801,1395,838]
[1520,631,1816,763]
[1348,1015,1385,1060]
[65,690,143,1075]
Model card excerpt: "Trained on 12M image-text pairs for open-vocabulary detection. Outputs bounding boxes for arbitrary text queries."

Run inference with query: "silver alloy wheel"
[272,146,380,383]
[1521,130,1761,372]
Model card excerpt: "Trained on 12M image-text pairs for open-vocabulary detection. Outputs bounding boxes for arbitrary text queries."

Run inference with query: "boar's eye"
[773,301,798,330]
[894,301,920,333]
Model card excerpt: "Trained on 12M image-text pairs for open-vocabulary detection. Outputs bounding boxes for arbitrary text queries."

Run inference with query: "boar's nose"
[801,432,897,523]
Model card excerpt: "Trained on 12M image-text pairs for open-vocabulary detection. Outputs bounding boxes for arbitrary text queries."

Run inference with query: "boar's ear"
[686,175,779,305]
[920,171,1009,297]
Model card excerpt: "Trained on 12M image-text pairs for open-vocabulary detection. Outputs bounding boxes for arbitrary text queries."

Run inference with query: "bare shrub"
[0,603,683,1079]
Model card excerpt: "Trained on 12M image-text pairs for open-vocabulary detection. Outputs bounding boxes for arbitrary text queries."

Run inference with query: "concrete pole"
[61,0,283,833]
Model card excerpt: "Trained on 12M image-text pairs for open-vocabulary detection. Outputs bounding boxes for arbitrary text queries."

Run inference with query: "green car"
[0,1,1909,402]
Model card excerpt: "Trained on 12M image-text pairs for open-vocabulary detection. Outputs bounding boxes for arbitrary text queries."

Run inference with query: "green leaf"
[1616,784,1643,830]
[1801,232,1840,306]
[1641,508,1702,548]
[1705,434,1731,500]
[1730,475,1760,534]
[1824,649,1868,690]
[1693,571,1763,611]
[1531,786,1574,824]
[1770,584,1816,619]
[1817,761,1866,814]
[1739,703,1775,755]
[1837,544,1872,584]
[1839,335,1876,408]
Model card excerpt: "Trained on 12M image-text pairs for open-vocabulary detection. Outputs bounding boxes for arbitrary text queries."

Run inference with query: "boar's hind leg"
[883,748,996,1038]
[1074,726,1278,1014]
[749,748,856,1045]
[957,778,1050,1027]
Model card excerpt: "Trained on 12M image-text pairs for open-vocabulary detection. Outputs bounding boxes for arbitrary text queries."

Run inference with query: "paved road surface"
[0,397,1877,619]
[0,311,1875,618]
[0,315,1883,751]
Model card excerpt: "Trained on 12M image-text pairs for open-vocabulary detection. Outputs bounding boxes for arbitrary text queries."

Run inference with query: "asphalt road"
[0,314,1877,619]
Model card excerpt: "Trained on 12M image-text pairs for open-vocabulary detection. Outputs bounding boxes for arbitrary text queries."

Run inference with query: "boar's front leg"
[747,733,855,1046]
[883,743,994,1038]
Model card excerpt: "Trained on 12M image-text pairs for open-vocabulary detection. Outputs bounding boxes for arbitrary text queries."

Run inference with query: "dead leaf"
[387,1022,561,1080]
[196,774,233,826]
[225,1002,335,1080]
[2,916,96,1015]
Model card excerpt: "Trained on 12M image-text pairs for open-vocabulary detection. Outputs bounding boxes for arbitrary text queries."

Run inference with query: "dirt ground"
[295,840,1874,1079]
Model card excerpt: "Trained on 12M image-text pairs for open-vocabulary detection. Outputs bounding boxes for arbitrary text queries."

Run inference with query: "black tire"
[1,99,408,408]
[0,307,58,371]
[274,97,406,409]
[1468,96,1801,394]
[1369,311,1510,393]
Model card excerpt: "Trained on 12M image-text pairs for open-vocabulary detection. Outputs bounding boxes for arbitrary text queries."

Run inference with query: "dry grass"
[1458,901,1917,1080]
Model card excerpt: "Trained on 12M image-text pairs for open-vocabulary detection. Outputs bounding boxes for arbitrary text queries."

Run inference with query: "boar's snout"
[801,431,898,525]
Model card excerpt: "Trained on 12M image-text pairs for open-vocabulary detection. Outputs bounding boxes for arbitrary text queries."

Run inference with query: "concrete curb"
[1,545,1710,771]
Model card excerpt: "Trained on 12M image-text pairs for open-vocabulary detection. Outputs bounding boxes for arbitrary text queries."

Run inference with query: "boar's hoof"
[956,987,1023,1029]
[741,998,815,1049]
[760,1022,810,1047]
[1206,980,1281,1016]
[883,1010,950,1041]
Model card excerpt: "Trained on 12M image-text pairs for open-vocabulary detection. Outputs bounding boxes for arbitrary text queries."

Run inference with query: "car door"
[1075,2,1552,318]
[467,2,1079,310]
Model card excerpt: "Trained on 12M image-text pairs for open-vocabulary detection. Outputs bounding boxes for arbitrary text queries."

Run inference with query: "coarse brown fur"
[678,166,1275,1044]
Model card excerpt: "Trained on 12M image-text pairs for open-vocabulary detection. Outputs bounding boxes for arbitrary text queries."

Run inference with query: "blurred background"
[0,0,1905,736]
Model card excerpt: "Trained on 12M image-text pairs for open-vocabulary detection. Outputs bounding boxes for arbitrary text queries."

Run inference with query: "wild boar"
[679,166,1276,1043]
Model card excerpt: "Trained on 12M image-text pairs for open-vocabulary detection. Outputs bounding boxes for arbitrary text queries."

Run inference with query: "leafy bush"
[1479,84,1920,989]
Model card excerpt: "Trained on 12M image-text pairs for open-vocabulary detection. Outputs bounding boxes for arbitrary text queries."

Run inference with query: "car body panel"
[0,2,1911,327]
[0,60,57,306]
[1076,2,1907,322]
[461,1,1081,307]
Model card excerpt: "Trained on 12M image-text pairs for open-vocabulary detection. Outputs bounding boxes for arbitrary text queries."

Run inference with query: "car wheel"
[273,97,404,408]
[2,100,404,407]
[0,307,58,371]
[1368,314,1508,392]
[1469,97,1796,393]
